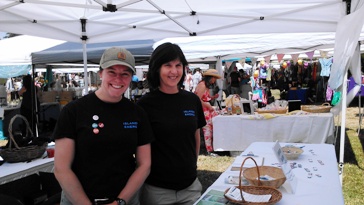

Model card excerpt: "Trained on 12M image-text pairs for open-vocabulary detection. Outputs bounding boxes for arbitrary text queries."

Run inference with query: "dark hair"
[202,75,214,88]
[147,42,187,91]
[22,74,32,89]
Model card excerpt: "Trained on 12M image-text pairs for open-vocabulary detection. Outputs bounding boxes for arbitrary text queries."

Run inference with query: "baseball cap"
[100,47,135,73]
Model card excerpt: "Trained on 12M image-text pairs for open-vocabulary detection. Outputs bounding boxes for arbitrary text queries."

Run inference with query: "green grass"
[341,129,364,205]
[197,123,364,204]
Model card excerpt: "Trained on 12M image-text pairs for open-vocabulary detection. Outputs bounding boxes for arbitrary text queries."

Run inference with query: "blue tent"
[31,39,155,66]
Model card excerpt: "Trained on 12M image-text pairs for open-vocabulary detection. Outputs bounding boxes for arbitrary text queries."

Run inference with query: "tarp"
[32,39,155,66]
[0,35,64,78]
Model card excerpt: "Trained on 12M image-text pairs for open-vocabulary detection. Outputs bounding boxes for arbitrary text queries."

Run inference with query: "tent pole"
[339,71,348,185]
[81,18,89,95]
[32,64,39,137]
[216,56,223,103]
[82,41,89,95]
[359,87,362,135]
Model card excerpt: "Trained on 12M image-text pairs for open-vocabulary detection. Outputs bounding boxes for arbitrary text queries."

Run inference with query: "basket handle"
[7,114,34,150]
[322,102,331,106]
[238,156,261,202]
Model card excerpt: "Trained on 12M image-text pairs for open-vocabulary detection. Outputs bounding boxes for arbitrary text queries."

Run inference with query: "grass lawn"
[197,105,364,205]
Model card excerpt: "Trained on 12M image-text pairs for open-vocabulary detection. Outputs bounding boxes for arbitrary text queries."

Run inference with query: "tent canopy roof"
[0,0,346,43]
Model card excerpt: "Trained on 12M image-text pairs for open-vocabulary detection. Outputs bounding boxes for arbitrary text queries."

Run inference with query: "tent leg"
[358,92,362,135]
[32,64,39,138]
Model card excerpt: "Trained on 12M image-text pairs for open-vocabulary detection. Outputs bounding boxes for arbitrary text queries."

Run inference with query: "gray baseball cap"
[100,47,135,73]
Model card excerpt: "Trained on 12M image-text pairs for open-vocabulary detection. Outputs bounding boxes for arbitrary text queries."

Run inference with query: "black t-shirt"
[53,92,154,199]
[230,71,240,87]
[137,89,206,190]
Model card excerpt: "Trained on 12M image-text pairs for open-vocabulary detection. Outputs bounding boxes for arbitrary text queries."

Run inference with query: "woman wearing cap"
[53,47,154,205]
[137,42,206,205]
[194,69,222,155]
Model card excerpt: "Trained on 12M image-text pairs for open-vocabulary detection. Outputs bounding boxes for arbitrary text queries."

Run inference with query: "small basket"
[243,166,286,188]
[0,114,47,163]
[224,157,282,204]
[256,108,287,114]
[281,146,304,160]
[301,103,331,113]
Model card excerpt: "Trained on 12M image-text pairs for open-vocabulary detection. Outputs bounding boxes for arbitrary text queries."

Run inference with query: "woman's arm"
[195,129,201,159]
[54,138,92,205]
[18,86,26,96]
[115,144,151,203]
[195,82,214,111]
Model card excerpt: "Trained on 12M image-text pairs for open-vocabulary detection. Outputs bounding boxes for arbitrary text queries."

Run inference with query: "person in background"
[229,66,241,94]
[191,68,202,92]
[184,69,193,92]
[53,47,154,205]
[137,42,206,205]
[194,69,221,155]
[18,74,40,136]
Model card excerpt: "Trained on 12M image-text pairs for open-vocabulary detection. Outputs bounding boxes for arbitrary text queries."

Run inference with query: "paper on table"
[225,186,272,202]
[225,175,249,185]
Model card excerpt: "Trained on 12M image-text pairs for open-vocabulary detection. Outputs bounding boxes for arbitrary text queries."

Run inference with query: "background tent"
[154,32,343,63]
[32,39,155,67]
[0,35,64,78]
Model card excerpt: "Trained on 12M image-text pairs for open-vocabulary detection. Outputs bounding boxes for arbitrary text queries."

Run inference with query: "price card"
[272,141,298,194]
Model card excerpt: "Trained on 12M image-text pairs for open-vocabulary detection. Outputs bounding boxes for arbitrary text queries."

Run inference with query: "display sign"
[272,141,298,194]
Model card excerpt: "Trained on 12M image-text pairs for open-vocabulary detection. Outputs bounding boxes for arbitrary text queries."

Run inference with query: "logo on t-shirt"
[123,121,138,129]
[184,110,195,117]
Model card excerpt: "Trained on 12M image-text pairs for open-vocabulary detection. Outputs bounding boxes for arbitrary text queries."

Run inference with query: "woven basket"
[224,157,282,204]
[301,103,331,113]
[281,146,304,160]
[243,166,286,188]
[256,108,287,114]
[0,114,47,163]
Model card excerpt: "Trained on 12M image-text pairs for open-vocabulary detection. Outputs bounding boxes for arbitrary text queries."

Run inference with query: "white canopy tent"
[0,35,64,78]
[1,0,364,185]
[155,32,364,63]
[0,0,348,92]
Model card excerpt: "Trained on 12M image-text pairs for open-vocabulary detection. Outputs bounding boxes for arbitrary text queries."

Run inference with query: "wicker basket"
[224,157,282,204]
[256,108,287,114]
[0,114,47,163]
[301,103,331,113]
[243,166,286,188]
[281,146,304,160]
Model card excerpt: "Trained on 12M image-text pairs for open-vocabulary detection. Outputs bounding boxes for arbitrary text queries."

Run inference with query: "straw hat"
[203,69,222,79]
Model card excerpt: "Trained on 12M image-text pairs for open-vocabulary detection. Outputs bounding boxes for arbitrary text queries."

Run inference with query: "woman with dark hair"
[194,69,221,155]
[137,42,206,205]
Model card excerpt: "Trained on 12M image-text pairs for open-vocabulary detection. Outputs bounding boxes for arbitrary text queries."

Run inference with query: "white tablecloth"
[213,113,334,151]
[195,142,344,205]
[0,150,54,185]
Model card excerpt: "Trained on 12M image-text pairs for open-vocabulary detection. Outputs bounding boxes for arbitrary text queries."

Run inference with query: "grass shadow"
[334,126,359,166]
[197,170,224,193]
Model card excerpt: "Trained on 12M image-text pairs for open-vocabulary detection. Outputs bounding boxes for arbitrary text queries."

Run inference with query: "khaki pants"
[140,178,202,205]
[60,191,140,205]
